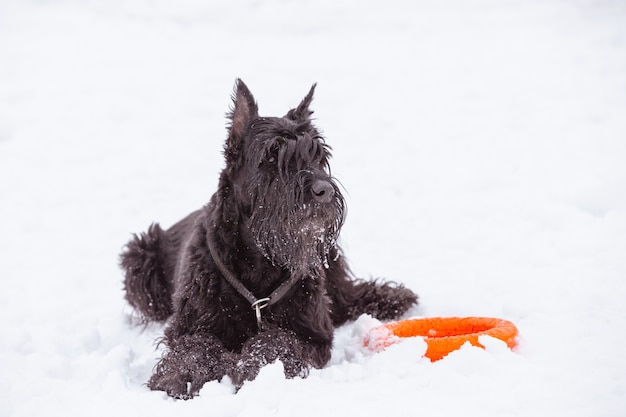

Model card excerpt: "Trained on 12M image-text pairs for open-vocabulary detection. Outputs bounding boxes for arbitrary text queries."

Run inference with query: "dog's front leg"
[148,333,236,400]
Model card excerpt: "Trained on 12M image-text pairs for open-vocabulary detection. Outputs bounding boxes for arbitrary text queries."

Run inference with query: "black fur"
[120,79,418,399]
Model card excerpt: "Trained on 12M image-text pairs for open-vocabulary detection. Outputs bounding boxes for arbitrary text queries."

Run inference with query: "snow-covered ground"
[1,0,625,415]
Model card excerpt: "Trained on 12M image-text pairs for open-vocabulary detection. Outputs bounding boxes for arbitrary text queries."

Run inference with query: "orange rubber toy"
[364,317,519,361]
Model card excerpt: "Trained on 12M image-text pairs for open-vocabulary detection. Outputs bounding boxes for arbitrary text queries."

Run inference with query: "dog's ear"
[227,78,259,144]
[285,83,316,121]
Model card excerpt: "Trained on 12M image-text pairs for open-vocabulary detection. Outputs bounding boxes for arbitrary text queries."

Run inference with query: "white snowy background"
[1,0,625,416]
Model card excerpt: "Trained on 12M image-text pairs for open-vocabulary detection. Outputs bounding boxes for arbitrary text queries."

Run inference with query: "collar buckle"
[251,297,271,330]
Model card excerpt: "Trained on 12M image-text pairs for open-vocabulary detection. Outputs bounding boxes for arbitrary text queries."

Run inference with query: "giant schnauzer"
[120,79,418,399]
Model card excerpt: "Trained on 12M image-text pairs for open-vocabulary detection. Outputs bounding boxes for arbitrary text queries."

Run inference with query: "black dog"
[120,79,418,399]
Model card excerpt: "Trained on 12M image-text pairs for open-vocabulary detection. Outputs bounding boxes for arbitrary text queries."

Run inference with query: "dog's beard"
[249,183,344,277]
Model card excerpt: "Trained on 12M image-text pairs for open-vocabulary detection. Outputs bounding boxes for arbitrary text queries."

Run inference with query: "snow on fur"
[1,0,625,416]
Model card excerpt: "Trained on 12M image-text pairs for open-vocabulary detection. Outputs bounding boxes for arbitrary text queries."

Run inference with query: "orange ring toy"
[364,317,518,361]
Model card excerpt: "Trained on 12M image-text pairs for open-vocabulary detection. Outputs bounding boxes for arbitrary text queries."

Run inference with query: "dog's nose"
[311,180,335,204]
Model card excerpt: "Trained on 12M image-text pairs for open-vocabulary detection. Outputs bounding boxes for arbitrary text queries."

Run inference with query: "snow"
[1,0,625,415]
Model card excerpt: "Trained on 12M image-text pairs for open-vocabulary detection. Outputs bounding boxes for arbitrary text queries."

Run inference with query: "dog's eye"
[262,143,281,166]
[259,155,277,168]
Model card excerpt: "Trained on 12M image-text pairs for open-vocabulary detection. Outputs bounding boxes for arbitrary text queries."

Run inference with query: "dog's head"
[219,79,345,276]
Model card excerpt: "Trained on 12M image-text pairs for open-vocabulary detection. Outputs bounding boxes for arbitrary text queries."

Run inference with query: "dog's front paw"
[147,334,234,399]
[230,330,309,388]
[148,367,196,400]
